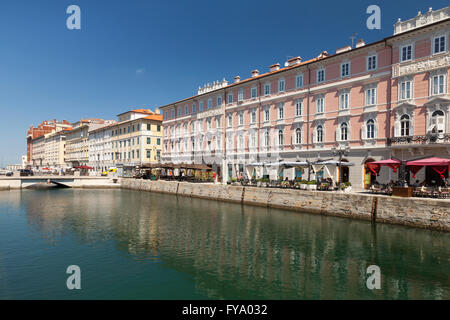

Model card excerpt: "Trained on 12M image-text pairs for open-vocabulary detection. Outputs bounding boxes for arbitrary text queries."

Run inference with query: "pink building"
[160,6,450,189]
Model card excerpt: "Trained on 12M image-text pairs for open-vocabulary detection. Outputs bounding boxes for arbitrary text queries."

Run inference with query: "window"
[316,126,323,143]
[400,45,413,62]
[399,80,412,100]
[278,79,285,92]
[227,114,232,127]
[295,100,302,116]
[157,125,161,132]
[177,107,182,116]
[157,138,161,145]
[238,135,244,149]
[217,96,222,106]
[295,128,301,144]
[341,62,350,77]
[340,123,348,141]
[207,99,212,109]
[251,110,256,124]
[250,133,256,148]
[316,97,324,113]
[264,131,270,147]
[238,89,244,101]
[147,137,151,144]
[199,101,204,111]
[147,123,151,130]
[431,74,446,95]
[433,35,447,54]
[191,122,195,132]
[227,93,233,104]
[264,83,271,95]
[317,69,325,83]
[339,92,349,109]
[296,74,304,88]
[367,120,375,139]
[400,114,410,136]
[278,130,284,146]
[367,55,377,71]
[192,103,196,113]
[184,105,188,115]
[171,110,175,118]
[278,103,284,120]
[430,110,445,133]
[207,118,212,130]
[366,87,377,106]
[164,111,168,120]
[264,108,270,122]
[146,150,151,159]
[251,87,257,99]
[238,112,244,125]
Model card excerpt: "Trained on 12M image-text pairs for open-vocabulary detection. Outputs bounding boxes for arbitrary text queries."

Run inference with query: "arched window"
[431,110,445,133]
[367,119,375,139]
[317,125,323,143]
[400,114,410,136]
[295,128,301,144]
[340,122,348,141]
[264,131,270,147]
[278,130,284,146]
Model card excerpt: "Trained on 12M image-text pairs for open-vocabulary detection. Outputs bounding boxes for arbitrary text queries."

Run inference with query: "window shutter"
[374,123,378,139]
[312,131,316,143]
[361,124,367,140]
[410,118,414,136]
[335,127,340,142]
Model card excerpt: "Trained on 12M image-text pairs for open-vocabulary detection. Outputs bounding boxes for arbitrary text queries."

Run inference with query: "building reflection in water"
[13,189,450,300]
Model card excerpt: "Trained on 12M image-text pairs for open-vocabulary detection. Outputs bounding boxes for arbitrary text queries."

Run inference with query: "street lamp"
[332,146,350,188]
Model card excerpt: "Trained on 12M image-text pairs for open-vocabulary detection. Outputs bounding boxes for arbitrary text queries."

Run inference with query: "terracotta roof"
[132,109,154,114]
[143,114,163,121]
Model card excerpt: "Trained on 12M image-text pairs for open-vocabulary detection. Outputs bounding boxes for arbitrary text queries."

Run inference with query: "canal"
[0,189,448,299]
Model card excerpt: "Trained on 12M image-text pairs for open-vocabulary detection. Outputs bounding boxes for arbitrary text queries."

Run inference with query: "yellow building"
[110,109,163,175]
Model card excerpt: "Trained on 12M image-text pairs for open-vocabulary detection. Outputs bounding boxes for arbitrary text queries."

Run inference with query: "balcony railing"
[388,133,450,146]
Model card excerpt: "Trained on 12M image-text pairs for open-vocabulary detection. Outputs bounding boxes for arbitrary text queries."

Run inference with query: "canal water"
[0,189,448,299]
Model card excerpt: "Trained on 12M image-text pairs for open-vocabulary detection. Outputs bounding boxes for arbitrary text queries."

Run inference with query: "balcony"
[388,134,450,146]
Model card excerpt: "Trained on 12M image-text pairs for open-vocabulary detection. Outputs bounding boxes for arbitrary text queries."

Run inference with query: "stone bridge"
[0,176,120,189]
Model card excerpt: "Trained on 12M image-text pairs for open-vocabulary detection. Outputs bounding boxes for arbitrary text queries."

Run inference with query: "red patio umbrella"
[42,167,51,170]
[406,157,450,179]
[366,159,402,175]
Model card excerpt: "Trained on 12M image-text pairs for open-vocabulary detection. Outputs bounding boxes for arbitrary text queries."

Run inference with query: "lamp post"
[332,146,350,188]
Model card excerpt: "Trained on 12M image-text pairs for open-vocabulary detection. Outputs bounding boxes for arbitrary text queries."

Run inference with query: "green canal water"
[0,189,448,299]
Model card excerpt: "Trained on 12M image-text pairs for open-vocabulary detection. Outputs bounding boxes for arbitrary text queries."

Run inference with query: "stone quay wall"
[120,179,450,232]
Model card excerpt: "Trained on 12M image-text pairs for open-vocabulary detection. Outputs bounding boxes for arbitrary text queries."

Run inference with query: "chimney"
[317,51,329,58]
[234,76,241,83]
[286,56,302,66]
[269,63,280,72]
[356,39,365,48]
[154,108,161,115]
[336,46,352,54]
[251,70,259,77]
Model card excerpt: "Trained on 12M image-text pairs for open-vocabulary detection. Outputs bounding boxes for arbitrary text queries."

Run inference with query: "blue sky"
[0,0,447,166]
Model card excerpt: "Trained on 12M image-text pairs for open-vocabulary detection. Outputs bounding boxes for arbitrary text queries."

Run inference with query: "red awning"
[42,167,51,170]
[405,157,450,178]
[366,159,402,175]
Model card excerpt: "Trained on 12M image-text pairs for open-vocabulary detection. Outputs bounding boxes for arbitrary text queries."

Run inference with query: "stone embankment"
[120,178,450,232]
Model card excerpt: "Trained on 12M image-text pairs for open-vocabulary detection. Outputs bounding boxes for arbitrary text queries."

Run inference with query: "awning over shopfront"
[406,157,450,178]
[366,159,402,175]
[312,160,354,181]
[74,165,94,170]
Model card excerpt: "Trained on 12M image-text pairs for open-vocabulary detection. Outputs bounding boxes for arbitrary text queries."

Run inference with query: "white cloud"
[136,68,145,74]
